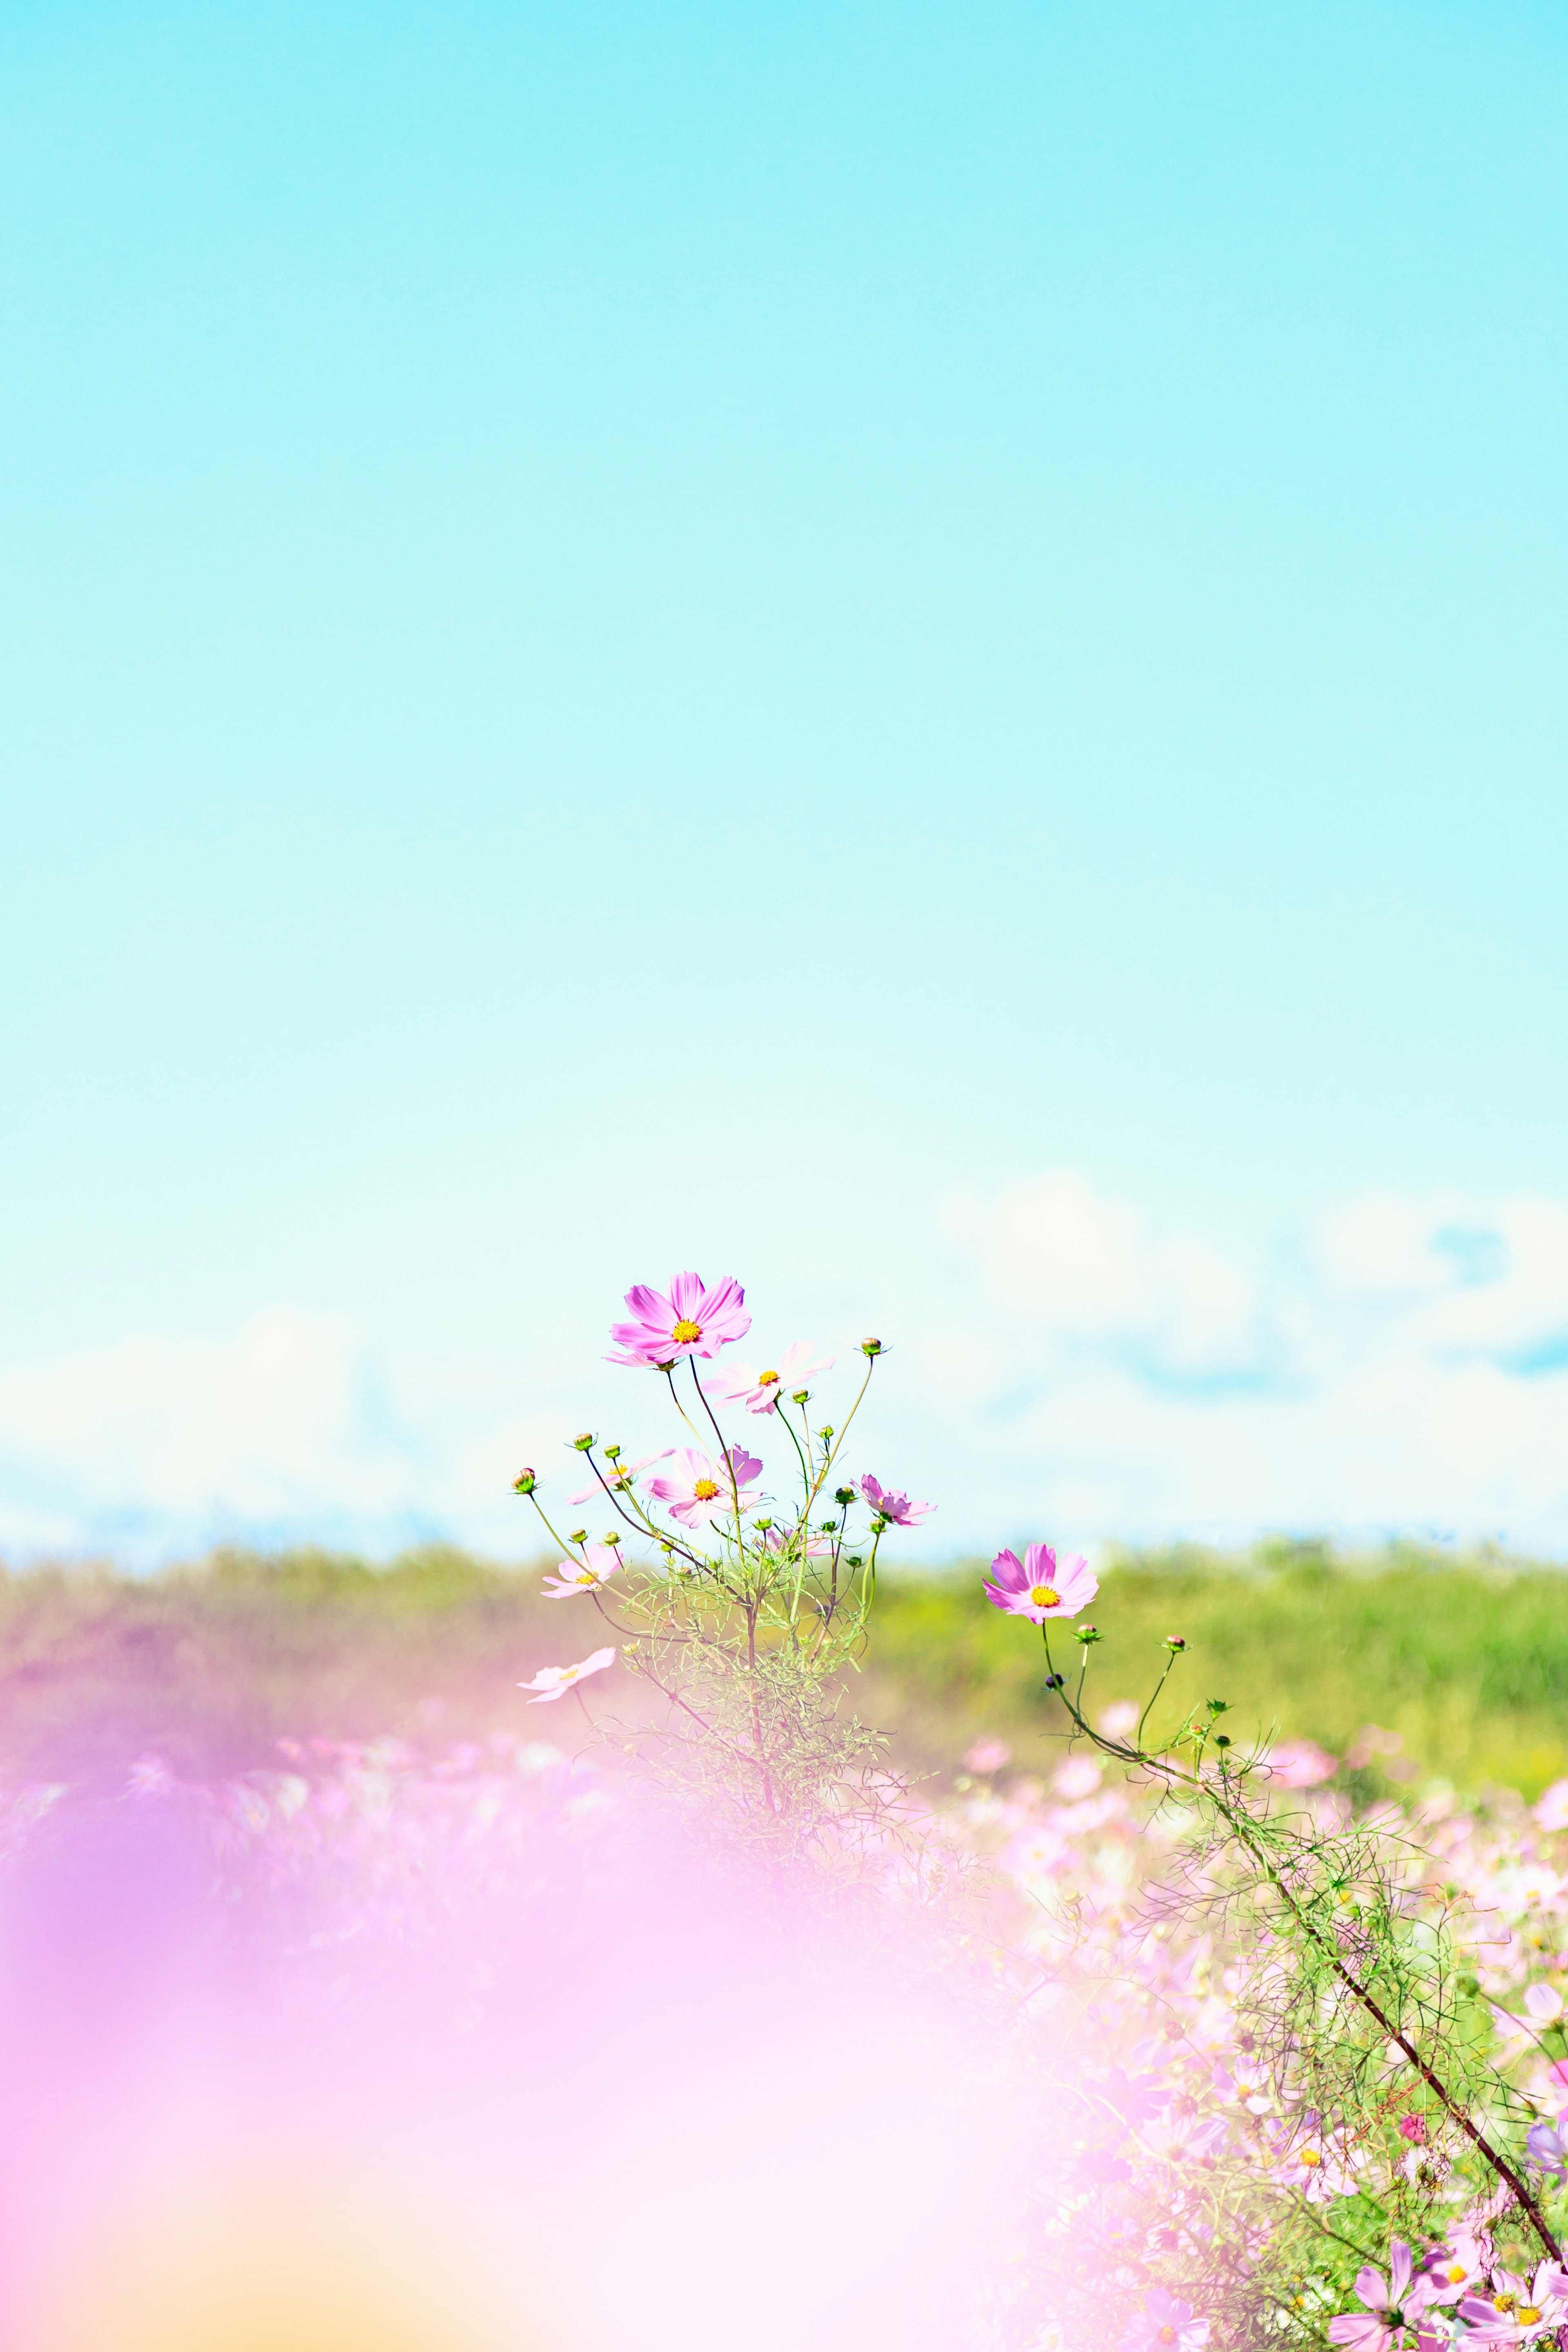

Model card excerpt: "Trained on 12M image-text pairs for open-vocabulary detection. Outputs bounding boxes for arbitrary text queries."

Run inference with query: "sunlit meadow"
[6,1271,1568,2349]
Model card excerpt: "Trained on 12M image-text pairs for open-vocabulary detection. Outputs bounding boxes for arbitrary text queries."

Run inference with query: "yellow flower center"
[1494,2295,1517,2314]
[693,1478,720,1501]
[1447,2268,1468,2285]
[671,1318,702,1344]
[1029,1585,1060,1609]
[1518,2308,1541,2326]
[1158,2331,1177,2345]
[575,1566,598,1584]
[1298,2149,1321,2167]
[759,1370,779,1385]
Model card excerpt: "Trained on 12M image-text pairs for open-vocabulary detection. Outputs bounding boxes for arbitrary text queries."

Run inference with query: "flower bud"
[1075,1624,1102,1645]
[601,1531,621,1546]
[817,1519,837,1535]
[1164,1634,1187,1651]
[572,1432,595,1452]
[834,1487,855,1507]
[604,1443,622,1462]
[1214,1733,1232,1749]
[1045,1672,1065,1690]
[754,1516,773,1532]
[512,1468,537,1495]
[790,1390,810,1405]
[569,1528,588,1545]
[845,1555,863,1570]
[861,1338,883,1356]
[817,1425,833,1441]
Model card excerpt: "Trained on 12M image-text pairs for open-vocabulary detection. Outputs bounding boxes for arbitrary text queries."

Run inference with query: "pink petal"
[668,1271,706,1317]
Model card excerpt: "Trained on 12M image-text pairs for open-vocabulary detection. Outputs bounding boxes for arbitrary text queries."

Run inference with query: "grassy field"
[860,1542,1568,1797]
[0,1541,1565,1795]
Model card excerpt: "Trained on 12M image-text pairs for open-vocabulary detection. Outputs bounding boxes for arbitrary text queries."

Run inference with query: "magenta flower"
[541,1546,620,1599]
[1460,2266,1568,2343]
[860,1474,935,1528]
[983,1542,1098,1624]
[1329,2243,1442,2352]
[1120,2287,1210,2352]
[608,1272,750,1368]
[646,1445,762,1530]
[1528,2116,1568,2179]
[704,1341,833,1414]
[518,1646,616,1704]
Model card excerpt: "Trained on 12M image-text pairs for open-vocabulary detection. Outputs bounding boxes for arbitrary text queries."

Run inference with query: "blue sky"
[4,0,1568,1563]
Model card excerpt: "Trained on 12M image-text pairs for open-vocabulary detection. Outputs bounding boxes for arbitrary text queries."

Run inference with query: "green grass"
[2,1540,1566,1795]
[864,1542,1568,1796]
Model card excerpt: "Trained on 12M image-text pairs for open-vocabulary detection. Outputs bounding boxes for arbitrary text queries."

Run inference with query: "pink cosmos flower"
[758,1523,832,1559]
[1267,1738,1338,1789]
[1459,2265,1568,2342]
[1536,1780,1568,1833]
[859,1474,935,1528]
[608,1272,750,1368]
[1421,2236,1487,2303]
[983,1542,1098,1624]
[1212,2059,1272,2114]
[962,1737,1012,1775]
[1329,2243,1443,2352]
[1527,2116,1568,2178]
[1120,2286,1210,2352]
[703,1341,833,1414]
[541,1546,620,1599]
[518,1646,616,1704]
[646,1445,762,1530]
[566,1448,674,1506]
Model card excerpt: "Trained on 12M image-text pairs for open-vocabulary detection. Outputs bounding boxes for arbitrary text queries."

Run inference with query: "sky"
[3,0,1568,1566]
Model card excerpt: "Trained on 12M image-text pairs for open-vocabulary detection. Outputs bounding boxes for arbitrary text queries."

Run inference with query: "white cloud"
[9,1177,1568,1564]
[941,1170,1262,1380]
[929,1174,1568,1556]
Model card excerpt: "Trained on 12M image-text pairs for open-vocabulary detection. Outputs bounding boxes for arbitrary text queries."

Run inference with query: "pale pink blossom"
[1536,1780,1568,1833]
[703,1341,833,1414]
[518,1647,616,1704]
[1212,2059,1272,2114]
[983,1542,1098,1624]
[646,1445,762,1530]
[1459,2264,1568,2342]
[1421,2236,1487,2302]
[1053,1755,1103,1799]
[541,1546,620,1599]
[859,1474,934,1528]
[607,1272,750,1368]
[1120,2286,1210,2352]
[1329,2243,1443,2352]
[962,1737,1011,1775]
[758,1523,832,1559]
[1272,2117,1360,2201]
[1266,1738,1338,1788]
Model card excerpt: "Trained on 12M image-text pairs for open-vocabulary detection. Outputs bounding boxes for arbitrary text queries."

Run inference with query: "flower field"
[5,1267,1568,2349]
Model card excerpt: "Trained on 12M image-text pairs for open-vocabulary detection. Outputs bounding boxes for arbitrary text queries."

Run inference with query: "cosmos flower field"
[3,1268,1568,2350]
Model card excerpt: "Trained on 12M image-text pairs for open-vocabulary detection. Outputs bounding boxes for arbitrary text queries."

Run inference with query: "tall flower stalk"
[982,1541,1568,2346]
[513,1272,931,1856]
